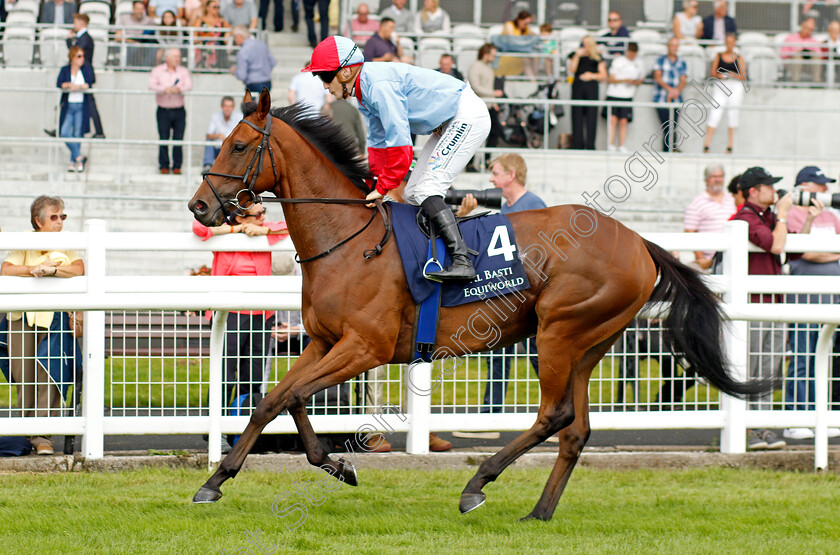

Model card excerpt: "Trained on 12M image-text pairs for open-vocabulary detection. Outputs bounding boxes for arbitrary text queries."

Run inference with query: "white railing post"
[405,362,432,454]
[82,219,106,459]
[813,323,836,471]
[208,310,228,465]
[721,220,749,453]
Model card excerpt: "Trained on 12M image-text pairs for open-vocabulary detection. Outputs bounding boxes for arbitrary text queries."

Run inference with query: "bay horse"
[187,89,759,521]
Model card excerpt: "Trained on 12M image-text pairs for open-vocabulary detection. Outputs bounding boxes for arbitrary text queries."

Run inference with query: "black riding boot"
[421,196,476,282]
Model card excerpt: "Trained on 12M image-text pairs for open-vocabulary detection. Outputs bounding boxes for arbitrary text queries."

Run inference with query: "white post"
[208,310,227,465]
[405,362,432,454]
[82,220,106,459]
[813,323,836,471]
[721,220,749,453]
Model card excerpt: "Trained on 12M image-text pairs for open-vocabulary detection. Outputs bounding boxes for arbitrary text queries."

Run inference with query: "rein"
[202,113,392,263]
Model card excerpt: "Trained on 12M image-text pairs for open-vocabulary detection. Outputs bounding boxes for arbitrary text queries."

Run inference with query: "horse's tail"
[644,239,766,399]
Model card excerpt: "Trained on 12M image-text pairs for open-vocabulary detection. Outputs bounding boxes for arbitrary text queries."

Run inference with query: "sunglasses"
[315,69,339,84]
[244,208,267,218]
[75,54,85,58]
[608,18,620,22]
[50,214,68,221]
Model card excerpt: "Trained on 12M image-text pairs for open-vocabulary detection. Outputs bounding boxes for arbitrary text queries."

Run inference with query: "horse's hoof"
[192,485,223,504]
[520,512,549,522]
[459,492,486,514]
[337,457,358,487]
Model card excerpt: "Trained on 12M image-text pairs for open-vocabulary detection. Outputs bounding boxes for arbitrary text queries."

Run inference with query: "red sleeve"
[192,219,214,241]
[368,145,413,194]
[265,221,289,246]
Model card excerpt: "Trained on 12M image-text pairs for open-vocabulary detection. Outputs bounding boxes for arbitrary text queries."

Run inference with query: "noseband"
[202,115,278,224]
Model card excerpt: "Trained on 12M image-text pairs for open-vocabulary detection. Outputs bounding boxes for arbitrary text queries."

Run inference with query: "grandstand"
[2,0,840,275]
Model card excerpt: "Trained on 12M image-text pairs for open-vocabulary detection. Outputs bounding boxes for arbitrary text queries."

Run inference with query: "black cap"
[795,166,836,185]
[739,166,783,191]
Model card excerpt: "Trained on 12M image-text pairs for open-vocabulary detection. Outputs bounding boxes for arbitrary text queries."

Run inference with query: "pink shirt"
[684,191,737,258]
[787,205,840,235]
[346,17,380,45]
[148,64,193,108]
[192,219,289,316]
[780,32,822,58]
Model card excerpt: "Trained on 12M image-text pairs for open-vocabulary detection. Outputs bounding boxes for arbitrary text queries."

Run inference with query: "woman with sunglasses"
[57,46,94,172]
[192,203,289,436]
[304,35,490,282]
[2,195,85,456]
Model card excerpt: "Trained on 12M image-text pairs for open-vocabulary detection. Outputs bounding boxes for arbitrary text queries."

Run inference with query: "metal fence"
[1,219,839,468]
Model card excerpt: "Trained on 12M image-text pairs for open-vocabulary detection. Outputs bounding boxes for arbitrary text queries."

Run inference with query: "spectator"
[363,17,409,63]
[568,35,606,150]
[66,13,105,139]
[826,20,840,81]
[155,10,184,66]
[1,195,85,456]
[288,61,330,113]
[115,1,156,68]
[653,36,687,153]
[781,17,823,82]
[728,172,745,209]
[703,33,747,154]
[346,3,379,46]
[148,48,193,174]
[259,0,298,32]
[192,203,289,451]
[414,0,450,35]
[731,167,792,451]
[600,10,630,56]
[783,166,840,440]
[39,0,75,25]
[538,23,557,75]
[698,0,736,41]
[306,35,490,281]
[320,99,366,155]
[603,41,643,153]
[231,26,276,94]
[185,0,204,23]
[436,53,463,80]
[302,0,329,48]
[673,0,701,41]
[497,9,535,77]
[467,43,504,169]
[683,164,736,271]
[380,0,412,34]
[57,46,93,172]
[480,153,545,413]
[149,0,185,22]
[203,96,243,173]
[191,0,230,69]
[222,0,257,29]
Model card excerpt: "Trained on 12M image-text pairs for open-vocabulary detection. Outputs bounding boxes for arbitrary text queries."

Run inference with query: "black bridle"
[200,114,391,263]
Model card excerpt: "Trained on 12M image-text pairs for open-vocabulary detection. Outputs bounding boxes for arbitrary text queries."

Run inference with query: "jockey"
[303,35,491,282]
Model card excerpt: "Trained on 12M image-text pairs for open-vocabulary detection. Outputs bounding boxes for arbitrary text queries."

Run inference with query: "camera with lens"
[444,188,504,209]
[777,188,840,209]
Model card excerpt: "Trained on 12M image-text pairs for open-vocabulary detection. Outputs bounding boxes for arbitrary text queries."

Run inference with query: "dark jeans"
[246,80,272,95]
[571,83,598,150]
[303,0,329,46]
[224,312,271,411]
[89,94,103,135]
[480,337,539,413]
[156,106,186,170]
[259,0,299,31]
[656,105,680,152]
[484,105,503,164]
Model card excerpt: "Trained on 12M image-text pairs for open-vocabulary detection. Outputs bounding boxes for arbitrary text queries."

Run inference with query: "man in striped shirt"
[683,164,736,271]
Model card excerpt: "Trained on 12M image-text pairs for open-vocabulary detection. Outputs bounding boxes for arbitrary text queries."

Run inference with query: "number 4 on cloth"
[487,225,516,261]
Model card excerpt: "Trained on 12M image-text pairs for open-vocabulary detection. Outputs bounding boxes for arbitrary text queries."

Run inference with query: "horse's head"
[188,88,278,226]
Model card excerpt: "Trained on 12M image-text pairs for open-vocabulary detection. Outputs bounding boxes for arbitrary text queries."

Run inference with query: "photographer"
[731,167,792,450]
[782,166,840,440]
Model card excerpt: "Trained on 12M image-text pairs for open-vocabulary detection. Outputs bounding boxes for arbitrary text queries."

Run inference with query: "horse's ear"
[257,87,271,119]
[243,89,253,104]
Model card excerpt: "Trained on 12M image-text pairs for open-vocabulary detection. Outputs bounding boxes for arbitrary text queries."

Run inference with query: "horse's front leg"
[287,403,358,486]
[193,344,322,503]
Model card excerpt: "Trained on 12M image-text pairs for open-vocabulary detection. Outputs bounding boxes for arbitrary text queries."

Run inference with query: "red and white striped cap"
[302,36,364,73]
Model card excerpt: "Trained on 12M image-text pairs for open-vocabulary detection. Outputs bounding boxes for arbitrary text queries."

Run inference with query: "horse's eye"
[233,143,246,153]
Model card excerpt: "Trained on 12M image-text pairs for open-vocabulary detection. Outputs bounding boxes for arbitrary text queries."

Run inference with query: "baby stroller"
[500,80,564,149]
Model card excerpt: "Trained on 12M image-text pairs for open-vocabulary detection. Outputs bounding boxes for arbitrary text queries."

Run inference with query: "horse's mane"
[242,101,370,194]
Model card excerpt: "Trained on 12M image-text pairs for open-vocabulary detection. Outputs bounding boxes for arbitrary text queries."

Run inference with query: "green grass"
[0,467,838,554]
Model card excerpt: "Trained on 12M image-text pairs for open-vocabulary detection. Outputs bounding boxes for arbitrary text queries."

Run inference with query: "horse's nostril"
[194,200,207,215]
